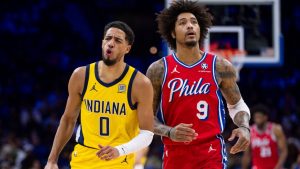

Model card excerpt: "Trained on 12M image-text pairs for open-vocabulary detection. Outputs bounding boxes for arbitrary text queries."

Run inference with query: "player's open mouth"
[106,49,112,55]
[186,32,196,37]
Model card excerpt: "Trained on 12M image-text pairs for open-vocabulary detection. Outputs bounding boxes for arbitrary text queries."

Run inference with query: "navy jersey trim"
[212,55,226,132]
[77,143,98,150]
[81,64,90,99]
[158,57,168,124]
[216,134,228,169]
[172,52,207,68]
[128,69,138,110]
[95,61,129,87]
[77,124,84,145]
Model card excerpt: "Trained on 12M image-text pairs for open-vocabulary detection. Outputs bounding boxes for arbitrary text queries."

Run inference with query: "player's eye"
[179,21,185,25]
[104,37,111,40]
[191,20,198,24]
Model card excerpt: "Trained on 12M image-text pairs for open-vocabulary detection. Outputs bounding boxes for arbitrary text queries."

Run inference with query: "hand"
[96,144,120,161]
[274,164,283,169]
[44,162,58,169]
[169,123,198,142]
[228,127,250,154]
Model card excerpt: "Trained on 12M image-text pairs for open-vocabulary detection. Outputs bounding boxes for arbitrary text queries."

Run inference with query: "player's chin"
[185,40,197,47]
[103,58,117,66]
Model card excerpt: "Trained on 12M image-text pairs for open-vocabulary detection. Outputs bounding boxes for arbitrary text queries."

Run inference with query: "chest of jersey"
[251,123,279,164]
[160,53,226,145]
[76,62,139,148]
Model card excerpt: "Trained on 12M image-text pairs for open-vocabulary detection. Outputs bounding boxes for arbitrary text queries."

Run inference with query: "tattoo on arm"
[146,59,171,136]
[233,111,250,127]
[146,59,164,114]
[217,56,250,126]
[216,56,241,105]
[154,117,172,137]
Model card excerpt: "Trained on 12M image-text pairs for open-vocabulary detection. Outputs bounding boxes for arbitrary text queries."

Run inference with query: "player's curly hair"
[156,0,213,50]
[252,104,270,116]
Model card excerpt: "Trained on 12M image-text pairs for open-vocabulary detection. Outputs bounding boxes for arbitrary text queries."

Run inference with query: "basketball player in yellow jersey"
[44,21,154,169]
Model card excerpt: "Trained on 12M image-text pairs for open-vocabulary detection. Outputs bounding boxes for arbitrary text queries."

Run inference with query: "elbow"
[60,114,77,127]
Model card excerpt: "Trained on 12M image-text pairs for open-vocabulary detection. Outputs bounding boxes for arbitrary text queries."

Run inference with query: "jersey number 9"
[196,100,208,120]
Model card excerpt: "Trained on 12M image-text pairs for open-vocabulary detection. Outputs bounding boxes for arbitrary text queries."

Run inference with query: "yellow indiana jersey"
[71,62,139,169]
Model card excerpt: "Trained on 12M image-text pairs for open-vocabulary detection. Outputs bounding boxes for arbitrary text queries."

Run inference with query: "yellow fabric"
[71,62,139,168]
[70,144,135,169]
[140,156,147,165]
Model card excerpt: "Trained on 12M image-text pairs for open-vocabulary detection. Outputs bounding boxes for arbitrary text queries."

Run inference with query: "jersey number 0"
[100,117,109,136]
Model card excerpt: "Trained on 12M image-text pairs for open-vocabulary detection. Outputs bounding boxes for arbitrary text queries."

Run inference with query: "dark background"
[0,0,300,169]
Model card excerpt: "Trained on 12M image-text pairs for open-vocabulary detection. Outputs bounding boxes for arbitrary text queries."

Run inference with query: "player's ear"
[171,31,176,39]
[125,45,131,54]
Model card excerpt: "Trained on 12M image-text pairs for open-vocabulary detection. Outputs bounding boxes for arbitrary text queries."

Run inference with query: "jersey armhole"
[128,69,138,110]
[81,64,90,99]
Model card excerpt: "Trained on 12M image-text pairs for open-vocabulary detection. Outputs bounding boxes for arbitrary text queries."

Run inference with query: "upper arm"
[62,66,85,123]
[145,59,164,115]
[274,124,287,152]
[216,56,241,105]
[132,72,154,131]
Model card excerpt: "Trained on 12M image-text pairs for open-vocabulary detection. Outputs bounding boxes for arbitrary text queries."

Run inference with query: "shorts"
[163,135,227,169]
[70,144,135,169]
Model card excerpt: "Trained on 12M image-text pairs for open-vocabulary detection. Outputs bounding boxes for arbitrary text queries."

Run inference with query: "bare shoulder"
[215,56,237,84]
[272,123,284,135]
[132,71,154,102]
[146,58,164,85]
[133,71,153,89]
[73,66,86,77]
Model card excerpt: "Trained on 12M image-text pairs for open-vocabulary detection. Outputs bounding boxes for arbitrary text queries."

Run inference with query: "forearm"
[154,117,172,137]
[241,152,250,169]
[233,111,250,128]
[276,148,287,168]
[116,130,153,156]
[47,115,76,163]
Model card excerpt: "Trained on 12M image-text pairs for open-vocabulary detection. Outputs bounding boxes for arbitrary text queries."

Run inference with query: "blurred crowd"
[0,0,300,169]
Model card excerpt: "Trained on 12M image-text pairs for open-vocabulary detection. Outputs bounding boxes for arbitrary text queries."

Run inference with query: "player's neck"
[175,45,204,65]
[98,61,126,83]
[256,122,268,132]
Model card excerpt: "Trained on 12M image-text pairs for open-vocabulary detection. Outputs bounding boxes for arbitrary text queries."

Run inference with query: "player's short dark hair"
[252,104,270,116]
[156,0,213,50]
[104,21,135,45]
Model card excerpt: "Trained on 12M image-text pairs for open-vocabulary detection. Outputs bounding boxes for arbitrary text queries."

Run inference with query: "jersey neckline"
[95,61,129,87]
[172,52,207,68]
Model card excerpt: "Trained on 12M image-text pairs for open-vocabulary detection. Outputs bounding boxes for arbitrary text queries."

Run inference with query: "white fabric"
[134,164,144,169]
[227,98,250,120]
[116,130,154,156]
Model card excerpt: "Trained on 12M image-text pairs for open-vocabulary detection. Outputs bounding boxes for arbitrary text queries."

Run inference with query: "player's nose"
[187,22,193,29]
[107,41,115,48]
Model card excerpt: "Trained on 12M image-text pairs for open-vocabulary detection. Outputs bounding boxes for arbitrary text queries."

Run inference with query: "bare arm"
[133,72,154,131]
[273,124,287,169]
[216,56,250,154]
[216,56,250,126]
[146,59,197,142]
[45,67,85,167]
[146,59,170,136]
[241,146,251,169]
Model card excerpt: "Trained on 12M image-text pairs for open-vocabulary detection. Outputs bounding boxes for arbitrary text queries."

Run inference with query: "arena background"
[0,0,299,168]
